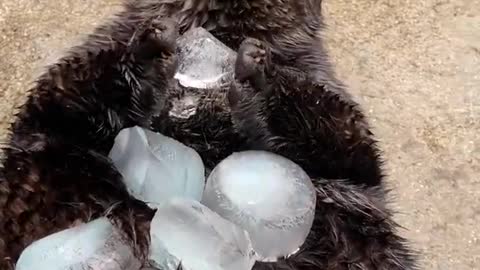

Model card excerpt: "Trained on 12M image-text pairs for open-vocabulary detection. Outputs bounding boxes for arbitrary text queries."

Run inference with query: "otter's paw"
[130,17,179,80]
[132,17,179,61]
[235,38,272,84]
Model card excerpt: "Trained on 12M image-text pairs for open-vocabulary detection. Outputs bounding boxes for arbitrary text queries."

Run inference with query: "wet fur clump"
[0,0,417,269]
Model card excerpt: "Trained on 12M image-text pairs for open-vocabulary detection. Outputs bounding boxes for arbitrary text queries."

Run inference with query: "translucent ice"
[108,126,205,207]
[201,151,316,261]
[174,27,236,89]
[15,218,140,270]
[149,198,255,270]
[168,27,237,119]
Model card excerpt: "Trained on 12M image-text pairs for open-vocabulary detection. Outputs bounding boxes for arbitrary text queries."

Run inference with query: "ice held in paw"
[174,27,236,89]
[15,218,140,270]
[201,150,316,261]
[149,198,256,270]
[108,126,205,206]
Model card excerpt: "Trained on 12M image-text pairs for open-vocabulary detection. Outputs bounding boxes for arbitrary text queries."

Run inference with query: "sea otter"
[0,0,417,269]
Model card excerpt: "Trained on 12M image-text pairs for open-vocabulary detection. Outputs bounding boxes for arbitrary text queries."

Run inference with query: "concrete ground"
[0,0,478,269]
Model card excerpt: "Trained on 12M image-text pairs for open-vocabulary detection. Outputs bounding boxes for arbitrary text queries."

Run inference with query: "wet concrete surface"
[0,0,479,269]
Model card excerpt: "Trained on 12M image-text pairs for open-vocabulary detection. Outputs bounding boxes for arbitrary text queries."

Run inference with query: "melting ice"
[174,27,236,89]
[169,27,237,119]
[108,126,205,207]
[202,150,317,261]
[149,198,256,270]
[15,218,140,270]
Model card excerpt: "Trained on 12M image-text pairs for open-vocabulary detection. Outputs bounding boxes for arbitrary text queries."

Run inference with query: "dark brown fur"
[0,0,417,269]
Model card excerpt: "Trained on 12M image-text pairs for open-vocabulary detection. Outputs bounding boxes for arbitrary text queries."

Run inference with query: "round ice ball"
[201,150,316,261]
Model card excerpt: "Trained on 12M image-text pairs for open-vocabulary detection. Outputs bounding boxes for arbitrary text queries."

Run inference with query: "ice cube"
[15,218,140,270]
[149,198,255,270]
[174,27,236,89]
[108,126,205,207]
[168,27,236,120]
[201,151,316,262]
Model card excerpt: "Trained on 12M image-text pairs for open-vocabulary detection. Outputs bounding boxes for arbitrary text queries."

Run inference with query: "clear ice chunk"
[149,198,255,270]
[15,218,140,270]
[108,126,205,207]
[174,27,236,89]
[168,27,237,119]
[201,151,317,262]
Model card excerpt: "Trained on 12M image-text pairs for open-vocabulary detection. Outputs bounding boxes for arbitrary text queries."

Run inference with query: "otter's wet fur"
[0,0,417,269]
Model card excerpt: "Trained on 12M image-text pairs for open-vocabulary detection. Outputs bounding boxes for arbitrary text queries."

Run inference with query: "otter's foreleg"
[228,38,383,187]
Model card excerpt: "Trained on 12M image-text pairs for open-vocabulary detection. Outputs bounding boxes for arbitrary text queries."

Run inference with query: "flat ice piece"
[108,126,205,207]
[149,198,255,270]
[15,218,140,270]
[174,27,236,89]
[201,151,316,262]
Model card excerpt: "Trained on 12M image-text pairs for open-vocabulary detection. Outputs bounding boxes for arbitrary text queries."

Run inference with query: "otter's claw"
[133,17,179,60]
[235,38,272,83]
